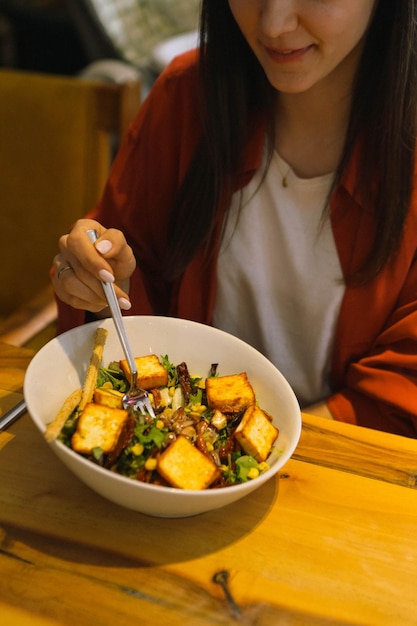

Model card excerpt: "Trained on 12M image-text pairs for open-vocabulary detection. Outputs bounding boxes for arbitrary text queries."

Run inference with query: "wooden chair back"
[0,68,141,347]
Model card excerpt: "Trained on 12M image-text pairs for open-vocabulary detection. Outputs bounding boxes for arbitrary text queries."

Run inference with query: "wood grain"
[0,341,34,392]
[1,342,417,625]
[1,414,417,625]
[296,413,417,488]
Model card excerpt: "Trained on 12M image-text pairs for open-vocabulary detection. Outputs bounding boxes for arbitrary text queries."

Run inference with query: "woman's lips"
[264,44,314,63]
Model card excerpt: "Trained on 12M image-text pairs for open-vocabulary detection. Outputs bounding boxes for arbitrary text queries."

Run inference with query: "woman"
[52,1,417,437]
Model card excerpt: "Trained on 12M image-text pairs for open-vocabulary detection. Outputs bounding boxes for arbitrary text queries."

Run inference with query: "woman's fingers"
[86,227,137,281]
[52,252,108,312]
[63,221,136,282]
[52,219,136,312]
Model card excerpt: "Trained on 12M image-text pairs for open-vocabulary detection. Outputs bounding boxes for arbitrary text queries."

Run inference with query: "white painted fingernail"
[98,269,114,283]
[95,239,112,254]
[119,298,131,310]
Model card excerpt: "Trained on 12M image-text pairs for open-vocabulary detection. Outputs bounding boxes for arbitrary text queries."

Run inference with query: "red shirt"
[57,52,417,437]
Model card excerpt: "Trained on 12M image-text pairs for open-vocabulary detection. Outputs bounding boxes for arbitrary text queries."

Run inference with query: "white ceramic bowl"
[24,316,301,517]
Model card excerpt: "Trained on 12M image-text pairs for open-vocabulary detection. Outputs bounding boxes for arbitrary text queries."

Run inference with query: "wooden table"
[1,342,417,626]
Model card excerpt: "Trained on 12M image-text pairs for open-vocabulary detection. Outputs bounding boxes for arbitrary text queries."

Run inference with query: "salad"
[46,330,279,490]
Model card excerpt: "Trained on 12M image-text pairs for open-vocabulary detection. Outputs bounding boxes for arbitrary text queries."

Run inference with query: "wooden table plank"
[0,341,33,393]
[0,342,32,433]
[295,412,417,488]
[0,388,23,417]
[0,603,60,626]
[1,414,417,626]
[1,341,417,625]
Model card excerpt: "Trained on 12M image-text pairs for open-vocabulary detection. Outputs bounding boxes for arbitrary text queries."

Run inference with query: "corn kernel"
[131,443,144,456]
[169,387,175,397]
[156,419,164,430]
[191,403,206,414]
[206,441,214,452]
[258,462,270,473]
[145,457,157,471]
[247,468,259,480]
[102,382,113,389]
[162,408,174,420]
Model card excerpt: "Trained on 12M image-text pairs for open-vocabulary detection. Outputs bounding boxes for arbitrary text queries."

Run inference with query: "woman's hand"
[52,218,136,313]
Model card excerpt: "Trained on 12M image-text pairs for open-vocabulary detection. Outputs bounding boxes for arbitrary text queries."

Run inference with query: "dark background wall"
[0,0,88,75]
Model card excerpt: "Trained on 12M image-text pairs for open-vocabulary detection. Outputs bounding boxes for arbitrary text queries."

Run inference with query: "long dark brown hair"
[166,0,417,284]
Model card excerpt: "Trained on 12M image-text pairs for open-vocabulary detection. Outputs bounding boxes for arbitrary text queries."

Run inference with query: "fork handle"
[86,229,137,378]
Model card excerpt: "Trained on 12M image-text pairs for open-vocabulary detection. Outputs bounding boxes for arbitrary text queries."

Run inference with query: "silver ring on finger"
[58,265,74,280]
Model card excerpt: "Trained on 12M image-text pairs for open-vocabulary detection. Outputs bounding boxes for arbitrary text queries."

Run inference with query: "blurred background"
[0,0,88,75]
[0,0,200,351]
[0,0,200,80]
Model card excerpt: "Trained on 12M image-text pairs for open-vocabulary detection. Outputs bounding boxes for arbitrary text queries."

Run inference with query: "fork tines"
[136,396,156,418]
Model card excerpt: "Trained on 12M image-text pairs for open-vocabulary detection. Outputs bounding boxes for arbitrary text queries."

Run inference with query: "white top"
[212,150,345,407]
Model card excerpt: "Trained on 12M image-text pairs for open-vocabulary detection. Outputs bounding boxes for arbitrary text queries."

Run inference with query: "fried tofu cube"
[120,354,168,390]
[205,372,255,412]
[93,387,124,409]
[71,403,130,455]
[157,435,220,490]
[234,405,279,462]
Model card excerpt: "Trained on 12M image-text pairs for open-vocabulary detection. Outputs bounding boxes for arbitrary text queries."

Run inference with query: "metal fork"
[86,229,155,418]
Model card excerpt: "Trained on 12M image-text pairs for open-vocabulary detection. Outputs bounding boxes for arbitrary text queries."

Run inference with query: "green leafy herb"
[132,421,168,448]
[58,408,80,446]
[96,363,128,392]
[235,455,259,482]
[160,355,178,386]
[92,446,104,461]
[189,388,202,406]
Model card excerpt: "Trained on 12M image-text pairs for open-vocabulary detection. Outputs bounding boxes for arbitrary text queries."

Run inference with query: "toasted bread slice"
[120,354,168,390]
[93,387,124,409]
[205,372,255,412]
[234,405,279,462]
[157,435,220,490]
[71,403,130,455]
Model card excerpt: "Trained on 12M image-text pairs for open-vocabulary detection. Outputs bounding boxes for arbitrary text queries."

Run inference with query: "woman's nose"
[259,0,299,39]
